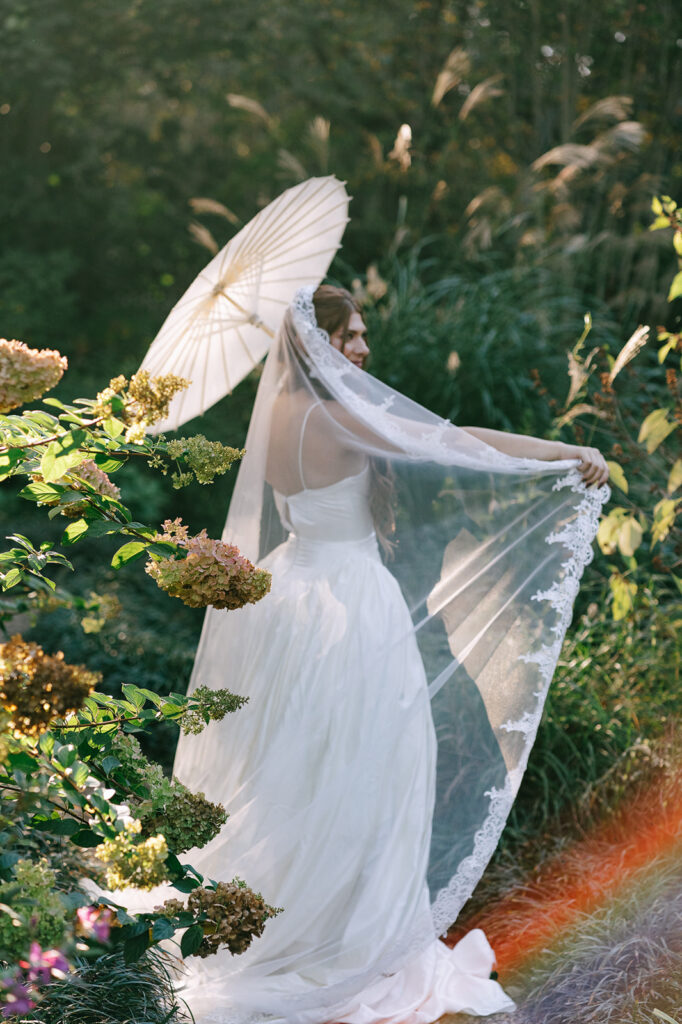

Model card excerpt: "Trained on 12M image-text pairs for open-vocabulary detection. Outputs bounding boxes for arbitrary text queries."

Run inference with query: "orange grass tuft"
[447,764,682,977]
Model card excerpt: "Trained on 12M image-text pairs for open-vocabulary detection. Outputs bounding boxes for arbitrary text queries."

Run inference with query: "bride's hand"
[556,443,609,486]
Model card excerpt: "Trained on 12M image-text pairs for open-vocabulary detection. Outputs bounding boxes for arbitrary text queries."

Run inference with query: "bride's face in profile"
[329,311,369,369]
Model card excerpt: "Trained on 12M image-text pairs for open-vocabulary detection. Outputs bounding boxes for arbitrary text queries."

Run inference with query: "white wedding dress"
[163,287,608,1024]
[172,458,515,1023]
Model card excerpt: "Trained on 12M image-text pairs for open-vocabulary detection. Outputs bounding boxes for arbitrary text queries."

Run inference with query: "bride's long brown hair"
[313,285,397,558]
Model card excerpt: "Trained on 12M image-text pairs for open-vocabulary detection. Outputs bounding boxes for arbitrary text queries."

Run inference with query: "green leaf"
[152,917,176,941]
[123,928,152,963]
[637,407,678,453]
[606,461,628,494]
[617,517,643,558]
[668,459,682,494]
[111,541,149,569]
[658,336,679,363]
[0,448,23,481]
[62,519,91,545]
[170,876,202,894]
[93,454,126,473]
[136,688,164,708]
[56,744,77,768]
[651,498,678,546]
[121,684,146,710]
[40,429,87,483]
[70,829,103,848]
[8,751,38,773]
[83,520,128,539]
[1,567,23,590]
[31,816,80,836]
[97,494,131,522]
[668,270,682,303]
[68,761,90,787]
[180,923,205,958]
[6,534,34,551]
[147,541,179,559]
[22,410,59,430]
[610,573,637,621]
[651,196,663,216]
[38,732,55,756]
[159,702,184,717]
[103,417,125,439]
[18,481,64,503]
[101,756,122,774]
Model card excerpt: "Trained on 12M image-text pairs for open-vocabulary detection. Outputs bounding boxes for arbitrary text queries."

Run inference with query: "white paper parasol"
[139,176,350,432]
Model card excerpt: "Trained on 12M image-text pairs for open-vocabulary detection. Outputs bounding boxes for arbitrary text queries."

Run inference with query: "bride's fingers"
[578,449,608,486]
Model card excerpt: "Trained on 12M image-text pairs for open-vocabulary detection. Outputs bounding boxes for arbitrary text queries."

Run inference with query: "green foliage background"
[1,0,680,811]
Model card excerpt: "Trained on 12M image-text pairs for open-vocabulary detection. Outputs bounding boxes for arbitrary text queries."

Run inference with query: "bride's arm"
[460,426,609,486]
[320,401,609,486]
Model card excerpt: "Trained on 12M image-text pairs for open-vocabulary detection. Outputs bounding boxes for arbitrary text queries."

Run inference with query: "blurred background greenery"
[1,0,680,833]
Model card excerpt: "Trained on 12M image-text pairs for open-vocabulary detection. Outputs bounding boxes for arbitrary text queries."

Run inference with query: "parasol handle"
[214,289,275,338]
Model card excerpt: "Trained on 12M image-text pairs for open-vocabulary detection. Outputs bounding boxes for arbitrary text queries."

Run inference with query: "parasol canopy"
[138,175,350,432]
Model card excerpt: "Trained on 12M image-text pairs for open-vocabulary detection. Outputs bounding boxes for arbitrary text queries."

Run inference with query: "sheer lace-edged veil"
[168,285,608,1022]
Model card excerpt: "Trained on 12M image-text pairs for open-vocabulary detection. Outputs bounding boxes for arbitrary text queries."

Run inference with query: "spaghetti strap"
[298,400,321,490]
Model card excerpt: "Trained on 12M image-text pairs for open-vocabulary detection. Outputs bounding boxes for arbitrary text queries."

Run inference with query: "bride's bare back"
[265,390,367,496]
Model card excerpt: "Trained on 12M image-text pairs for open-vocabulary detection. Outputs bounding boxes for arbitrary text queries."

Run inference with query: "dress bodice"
[273,464,375,544]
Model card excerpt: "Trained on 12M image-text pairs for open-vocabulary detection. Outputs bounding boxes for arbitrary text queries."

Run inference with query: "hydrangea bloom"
[0,860,68,958]
[95,370,190,442]
[179,684,248,735]
[108,732,227,854]
[166,434,244,487]
[140,787,228,854]
[0,634,99,737]
[36,460,122,518]
[145,519,271,611]
[95,819,169,890]
[63,460,120,510]
[0,339,67,413]
[158,879,279,958]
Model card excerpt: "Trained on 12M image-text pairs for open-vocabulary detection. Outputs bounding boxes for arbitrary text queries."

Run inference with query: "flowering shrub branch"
[0,357,270,611]
[0,344,276,1017]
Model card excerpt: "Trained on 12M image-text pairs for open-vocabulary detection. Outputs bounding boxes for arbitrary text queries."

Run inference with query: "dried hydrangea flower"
[94,370,190,441]
[55,459,121,517]
[0,634,100,737]
[157,879,279,958]
[145,518,271,611]
[0,339,67,413]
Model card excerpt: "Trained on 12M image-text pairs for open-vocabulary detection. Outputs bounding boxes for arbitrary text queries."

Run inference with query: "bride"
[170,283,609,1024]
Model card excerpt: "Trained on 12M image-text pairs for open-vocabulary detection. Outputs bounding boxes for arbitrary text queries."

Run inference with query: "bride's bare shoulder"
[271,390,333,428]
